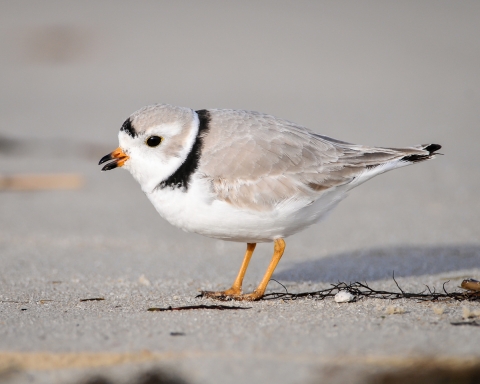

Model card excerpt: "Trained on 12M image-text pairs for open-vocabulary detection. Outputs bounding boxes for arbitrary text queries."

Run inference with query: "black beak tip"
[101,162,118,172]
[98,153,113,165]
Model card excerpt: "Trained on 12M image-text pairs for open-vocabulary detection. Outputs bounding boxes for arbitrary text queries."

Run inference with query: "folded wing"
[197,109,440,211]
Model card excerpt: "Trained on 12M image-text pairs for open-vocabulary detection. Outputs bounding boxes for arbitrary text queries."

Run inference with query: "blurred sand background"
[1,1,480,384]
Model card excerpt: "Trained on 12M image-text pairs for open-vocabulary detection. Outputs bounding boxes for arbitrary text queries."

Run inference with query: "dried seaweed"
[147,304,251,311]
[80,298,105,302]
[0,300,29,304]
[450,321,480,327]
[262,274,480,302]
[81,368,188,384]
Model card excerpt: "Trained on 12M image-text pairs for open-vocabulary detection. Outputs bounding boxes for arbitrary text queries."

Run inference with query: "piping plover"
[99,104,441,301]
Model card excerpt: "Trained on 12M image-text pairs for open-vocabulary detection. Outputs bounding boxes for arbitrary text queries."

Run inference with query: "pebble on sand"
[334,291,355,303]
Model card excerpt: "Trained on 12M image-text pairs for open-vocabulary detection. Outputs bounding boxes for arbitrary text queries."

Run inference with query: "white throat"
[122,112,200,194]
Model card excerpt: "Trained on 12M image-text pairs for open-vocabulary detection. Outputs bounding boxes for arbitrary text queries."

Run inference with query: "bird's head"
[99,104,199,193]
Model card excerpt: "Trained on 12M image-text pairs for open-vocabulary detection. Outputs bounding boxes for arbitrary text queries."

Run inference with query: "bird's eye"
[146,136,162,147]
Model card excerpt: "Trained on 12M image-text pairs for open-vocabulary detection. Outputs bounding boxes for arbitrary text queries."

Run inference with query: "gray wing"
[197,109,433,211]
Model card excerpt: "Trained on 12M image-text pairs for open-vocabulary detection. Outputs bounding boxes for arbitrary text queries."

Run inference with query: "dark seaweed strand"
[158,109,211,191]
[120,117,137,138]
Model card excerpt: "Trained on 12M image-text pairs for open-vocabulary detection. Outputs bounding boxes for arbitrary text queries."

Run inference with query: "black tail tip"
[402,143,442,163]
[423,144,442,154]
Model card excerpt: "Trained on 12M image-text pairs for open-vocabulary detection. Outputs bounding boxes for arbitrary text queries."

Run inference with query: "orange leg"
[200,243,256,299]
[239,238,285,301]
[200,239,286,301]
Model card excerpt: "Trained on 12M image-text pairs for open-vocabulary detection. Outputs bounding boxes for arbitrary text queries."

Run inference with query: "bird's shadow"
[274,244,480,283]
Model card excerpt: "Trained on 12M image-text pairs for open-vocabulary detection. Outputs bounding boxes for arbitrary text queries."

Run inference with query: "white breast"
[145,175,348,243]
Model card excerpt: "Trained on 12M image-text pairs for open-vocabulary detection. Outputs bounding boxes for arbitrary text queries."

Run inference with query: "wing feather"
[197,109,430,211]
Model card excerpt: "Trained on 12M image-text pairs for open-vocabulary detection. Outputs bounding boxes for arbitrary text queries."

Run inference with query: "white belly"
[145,177,347,243]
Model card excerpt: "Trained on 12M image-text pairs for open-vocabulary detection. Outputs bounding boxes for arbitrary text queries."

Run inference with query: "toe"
[198,289,241,301]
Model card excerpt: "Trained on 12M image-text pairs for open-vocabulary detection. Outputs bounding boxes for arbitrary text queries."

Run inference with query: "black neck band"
[157,109,211,191]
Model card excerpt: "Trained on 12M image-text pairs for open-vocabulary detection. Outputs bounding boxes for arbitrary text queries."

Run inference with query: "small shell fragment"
[334,291,355,303]
[432,306,445,315]
[461,279,480,292]
[462,306,480,319]
[385,305,405,315]
[138,274,151,286]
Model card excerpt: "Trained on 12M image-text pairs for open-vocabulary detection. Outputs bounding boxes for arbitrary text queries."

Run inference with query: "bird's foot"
[234,291,264,301]
[198,287,241,301]
[198,288,263,301]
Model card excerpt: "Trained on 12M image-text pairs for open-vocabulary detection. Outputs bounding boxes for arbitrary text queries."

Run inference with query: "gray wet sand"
[1,1,480,384]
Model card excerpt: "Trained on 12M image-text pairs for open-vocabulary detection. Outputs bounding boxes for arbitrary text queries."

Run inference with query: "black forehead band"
[120,118,137,138]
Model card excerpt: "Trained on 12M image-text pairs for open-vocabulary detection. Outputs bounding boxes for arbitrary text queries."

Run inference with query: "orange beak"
[98,147,130,171]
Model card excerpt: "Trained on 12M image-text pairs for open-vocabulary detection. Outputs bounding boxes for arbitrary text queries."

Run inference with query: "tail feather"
[338,143,442,190]
[423,143,442,153]
[402,143,442,163]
